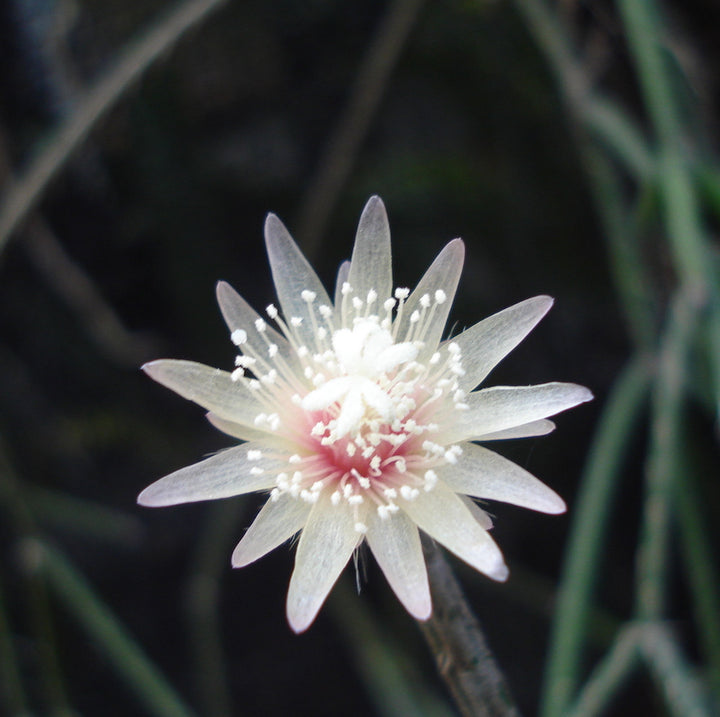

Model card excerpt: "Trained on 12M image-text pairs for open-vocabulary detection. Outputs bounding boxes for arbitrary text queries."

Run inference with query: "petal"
[459,494,494,530]
[334,260,351,307]
[396,239,465,359]
[206,412,275,442]
[264,214,334,348]
[439,383,593,444]
[400,482,508,581]
[439,443,566,514]
[450,296,554,392]
[286,495,362,632]
[365,510,431,620]
[143,360,266,430]
[215,281,299,369]
[137,444,281,507]
[347,196,393,305]
[476,419,556,441]
[232,494,311,567]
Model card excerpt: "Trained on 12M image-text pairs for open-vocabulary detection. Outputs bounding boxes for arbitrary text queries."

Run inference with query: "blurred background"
[1,0,718,715]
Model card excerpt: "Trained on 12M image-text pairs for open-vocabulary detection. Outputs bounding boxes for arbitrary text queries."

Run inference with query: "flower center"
[232,283,468,531]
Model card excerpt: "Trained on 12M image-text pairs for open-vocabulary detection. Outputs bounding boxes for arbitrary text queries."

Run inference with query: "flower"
[139,196,592,632]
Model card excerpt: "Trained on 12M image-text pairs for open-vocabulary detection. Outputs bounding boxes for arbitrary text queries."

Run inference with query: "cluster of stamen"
[229,283,468,532]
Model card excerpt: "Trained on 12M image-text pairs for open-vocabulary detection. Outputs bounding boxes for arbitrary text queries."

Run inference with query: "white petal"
[232,494,311,567]
[215,281,298,368]
[286,495,362,632]
[400,482,508,581]
[264,214,334,347]
[450,296,554,391]
[334,260,351,307]
[366,510,431,620]
[476,419,556,441]
[143,360,265,430]
[459,494,494,530]
[137,444,281,507]
[439,383,593,444]
[347,196,393,305]
[205,412,276,442]
[397,239,465,358]
[439,443,566,514]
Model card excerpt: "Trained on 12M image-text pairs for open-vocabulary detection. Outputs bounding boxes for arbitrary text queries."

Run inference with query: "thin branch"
[0,0,228,256]
[418,538,521,717]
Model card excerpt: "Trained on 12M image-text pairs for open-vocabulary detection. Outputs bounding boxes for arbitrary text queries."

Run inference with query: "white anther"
[250,467,264,476]
[231,329,247,346]
[319,305,332,319]
[395,288,410,300]
[254,319,266,333]
[266,304,278,319]
[291,316,303,327]
[424,470,438,490]
[268,344,278,358]
[301,290,316,303]
[354,522,368,534]
[400,485,419,500]
[366,289,377,305]
[410,310,420,323]
[383,298,396,312]
[231,368,244,382]
[434,290,447,304]
[420,294,431,308]
[247,450,263,461]
[341,282,353,295]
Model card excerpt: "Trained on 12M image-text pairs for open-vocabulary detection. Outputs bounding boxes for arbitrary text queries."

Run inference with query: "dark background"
[1,0,718,715]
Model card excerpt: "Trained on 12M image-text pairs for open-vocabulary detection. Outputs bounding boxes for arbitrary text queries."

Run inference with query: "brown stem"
[419,537,522,717]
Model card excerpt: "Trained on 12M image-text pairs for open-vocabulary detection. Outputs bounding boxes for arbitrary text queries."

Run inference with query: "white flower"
[138,196,592,633]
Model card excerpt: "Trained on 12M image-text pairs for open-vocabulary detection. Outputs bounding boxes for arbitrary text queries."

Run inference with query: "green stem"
[566,625,642,717]
[0,442,71,715]
[617,0,708,293]
[540,356,651,717]
[675,464,720,700]
[640,623,714,717]
[36,541,196,717]
[635,290,697,619]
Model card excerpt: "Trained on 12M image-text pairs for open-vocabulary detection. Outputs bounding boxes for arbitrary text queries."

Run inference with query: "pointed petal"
[215,281,298,368]
[138,444,282,507]
[397,239,465,359]
[286,496,362,632]
[232,495,311,567]
[439,383,593,444]
[334,260,351,307]
[400,483,508,581]
[459,494,494,530]
[450,296,554,391]
[264,214,333,349]
[347,196,393,304]
[206,412,273,442]
[439,442,566,514]
[143,360,265,430]
[476,419,556,441]
[366,510,431,620]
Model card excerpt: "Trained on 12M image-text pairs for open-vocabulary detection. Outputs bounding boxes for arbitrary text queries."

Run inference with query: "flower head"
[139,196,592,632]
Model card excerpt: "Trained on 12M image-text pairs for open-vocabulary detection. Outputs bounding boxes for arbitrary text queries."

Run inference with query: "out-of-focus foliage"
[0,0,718,715]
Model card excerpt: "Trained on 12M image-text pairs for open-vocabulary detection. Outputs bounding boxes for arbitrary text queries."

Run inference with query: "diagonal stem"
[419,537,522,717]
